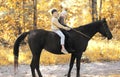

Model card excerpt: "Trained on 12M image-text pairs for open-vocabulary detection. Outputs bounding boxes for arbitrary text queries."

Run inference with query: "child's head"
[60,10,67,18]
[51,9,58,18]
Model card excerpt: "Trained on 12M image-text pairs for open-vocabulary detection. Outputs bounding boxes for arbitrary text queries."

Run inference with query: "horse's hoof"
[64,74,67,76]
[64,74,71,77]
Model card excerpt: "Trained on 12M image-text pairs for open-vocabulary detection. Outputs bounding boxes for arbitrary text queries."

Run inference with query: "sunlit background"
[0,0,120,65]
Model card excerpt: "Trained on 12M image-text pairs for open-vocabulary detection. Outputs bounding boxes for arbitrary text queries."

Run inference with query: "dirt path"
[0,61,120,77]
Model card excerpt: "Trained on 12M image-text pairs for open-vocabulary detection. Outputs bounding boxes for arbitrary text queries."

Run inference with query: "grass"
[0,38,120,65]
[84,38,120,62]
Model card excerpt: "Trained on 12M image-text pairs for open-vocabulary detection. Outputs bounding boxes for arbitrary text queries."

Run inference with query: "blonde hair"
[60,10,67,16]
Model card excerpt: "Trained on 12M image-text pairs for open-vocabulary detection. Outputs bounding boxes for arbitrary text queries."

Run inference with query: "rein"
[67,26,91,39]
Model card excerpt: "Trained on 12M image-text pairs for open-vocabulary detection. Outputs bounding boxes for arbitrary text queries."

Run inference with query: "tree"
[23,0,25,32]
[33,0,37,29]
[98,0,102,20]
[91,0,98,22]
[15,1,22,35]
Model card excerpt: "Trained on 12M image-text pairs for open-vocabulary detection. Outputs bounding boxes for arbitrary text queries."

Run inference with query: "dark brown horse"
[13,18,112,77]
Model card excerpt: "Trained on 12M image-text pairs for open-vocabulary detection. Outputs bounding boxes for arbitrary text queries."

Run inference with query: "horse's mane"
[73,20,102,33]
[82,20,102,27]
[75,20,101,29]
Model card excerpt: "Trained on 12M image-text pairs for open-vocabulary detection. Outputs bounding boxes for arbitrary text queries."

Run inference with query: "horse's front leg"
[76,52,83,77]
[67,54,76,77]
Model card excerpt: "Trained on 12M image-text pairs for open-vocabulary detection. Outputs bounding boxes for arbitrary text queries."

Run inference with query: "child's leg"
[53,30,68,54]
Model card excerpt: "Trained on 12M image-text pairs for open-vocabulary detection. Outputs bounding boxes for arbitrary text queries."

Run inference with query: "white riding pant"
[53,30,65,45]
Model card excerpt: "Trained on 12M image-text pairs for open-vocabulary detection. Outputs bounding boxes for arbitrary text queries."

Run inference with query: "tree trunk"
[15,1,22,35]
[91,0,98,22]
[23,0,25,32]
[99,0,102,20]
[33,0,37,29]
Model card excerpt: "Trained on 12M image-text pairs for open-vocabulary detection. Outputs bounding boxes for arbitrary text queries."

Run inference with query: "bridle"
[102,21,110,38]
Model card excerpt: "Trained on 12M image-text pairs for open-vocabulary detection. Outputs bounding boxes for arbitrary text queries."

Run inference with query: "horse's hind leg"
[35,51,42,77]
[30,50,42,77]
[30,57,36,77]
[29,42,43,77]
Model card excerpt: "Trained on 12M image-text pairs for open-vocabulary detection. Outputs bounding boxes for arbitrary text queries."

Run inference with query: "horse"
[13,18,112,77]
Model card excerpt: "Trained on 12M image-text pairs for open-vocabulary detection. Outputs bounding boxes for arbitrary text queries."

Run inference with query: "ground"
[0,61,120,77]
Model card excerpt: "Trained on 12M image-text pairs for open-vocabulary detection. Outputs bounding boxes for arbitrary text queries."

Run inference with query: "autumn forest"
[0,0,120,65]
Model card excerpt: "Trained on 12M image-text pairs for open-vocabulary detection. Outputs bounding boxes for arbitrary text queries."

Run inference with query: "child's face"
[61,14,67,18]
[53,12,59,18]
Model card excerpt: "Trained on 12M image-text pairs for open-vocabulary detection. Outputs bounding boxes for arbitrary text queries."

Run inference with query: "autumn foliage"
[0,0,120,46]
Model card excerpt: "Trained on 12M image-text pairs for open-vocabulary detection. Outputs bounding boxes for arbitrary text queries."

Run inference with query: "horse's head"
[98,18,113,40]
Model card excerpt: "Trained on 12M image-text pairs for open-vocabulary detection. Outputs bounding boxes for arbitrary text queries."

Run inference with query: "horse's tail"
[13,31,29,73]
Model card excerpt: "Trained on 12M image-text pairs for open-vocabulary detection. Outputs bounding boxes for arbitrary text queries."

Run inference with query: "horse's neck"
[77,21,101,39]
